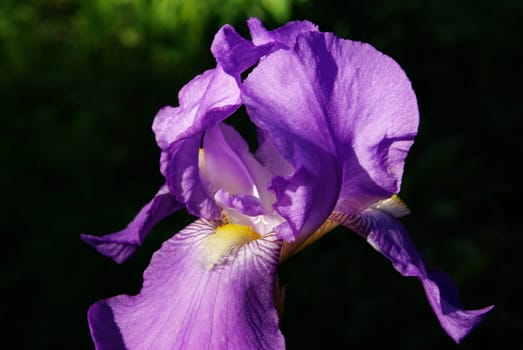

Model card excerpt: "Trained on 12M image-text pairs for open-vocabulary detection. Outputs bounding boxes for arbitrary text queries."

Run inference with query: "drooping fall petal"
[81,185,181,263]
[335,208,494,343]
[88,219,284,350]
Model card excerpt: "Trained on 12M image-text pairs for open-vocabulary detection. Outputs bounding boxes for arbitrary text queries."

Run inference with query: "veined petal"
[333,209,494,343]
[153,67,241,219]
[81,185,182,263]
[254,131,293,179]
[87,219,284,350]
[325,33,419,212]
[243,31,418,240]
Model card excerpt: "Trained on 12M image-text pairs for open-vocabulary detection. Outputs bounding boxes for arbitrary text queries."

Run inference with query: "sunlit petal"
[88,219,284,350]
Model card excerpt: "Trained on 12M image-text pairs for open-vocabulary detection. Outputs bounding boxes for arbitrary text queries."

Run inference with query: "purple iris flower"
[82,18,493,349]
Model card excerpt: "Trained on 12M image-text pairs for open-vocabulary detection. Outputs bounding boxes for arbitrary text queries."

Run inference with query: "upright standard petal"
[323,33,419,212]
[247,17,318,48]
[211,18,318,79]
[332,209,494,343]
[81,185,182,263]
[87,219,284,350]
[153,66,241,219]
[254,131,293,179]
[211,24,274,78]
[243,31,418,241]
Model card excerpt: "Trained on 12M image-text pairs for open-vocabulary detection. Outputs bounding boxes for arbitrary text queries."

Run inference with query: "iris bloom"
[82,18,493,349]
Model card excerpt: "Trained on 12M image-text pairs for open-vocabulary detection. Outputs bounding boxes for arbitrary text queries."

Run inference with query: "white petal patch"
[372,194,410,218]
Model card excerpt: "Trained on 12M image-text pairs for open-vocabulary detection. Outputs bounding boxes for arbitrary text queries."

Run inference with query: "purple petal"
[211,24,274,77]
[160,141,221,220]
[423,269,494,343]
[242,31,418,241]
[152,67,241,219]
[325,35,419,212]
[202,124,260,197]
[81,185,182,264]
[202,123,274,210]
[335,209,494,343]
[254,131,293,178]
[153,67,240,150]
[211,18,318,78]
[87,219,284,350]
[214,189,266,217]
[247,17,318,48]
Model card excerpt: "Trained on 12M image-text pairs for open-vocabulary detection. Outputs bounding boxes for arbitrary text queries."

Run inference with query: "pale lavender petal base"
[339,209,494,343]
[81,185,182,264]
[203,124,275,212]
[88,219,284,350]
[214,189,266,216]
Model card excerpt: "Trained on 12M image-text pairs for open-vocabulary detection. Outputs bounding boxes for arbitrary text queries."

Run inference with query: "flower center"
[198,124,285,235]
[200,223,261,269]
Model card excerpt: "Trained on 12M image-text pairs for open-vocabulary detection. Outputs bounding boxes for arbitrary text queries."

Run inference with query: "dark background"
[2,0,521,348]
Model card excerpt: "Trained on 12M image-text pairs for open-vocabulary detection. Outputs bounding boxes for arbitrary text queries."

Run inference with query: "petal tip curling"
[81,233,138,264]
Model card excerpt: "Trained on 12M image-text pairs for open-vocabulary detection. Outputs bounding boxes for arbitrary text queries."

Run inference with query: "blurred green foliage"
[2,0,521,349]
